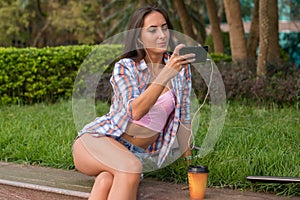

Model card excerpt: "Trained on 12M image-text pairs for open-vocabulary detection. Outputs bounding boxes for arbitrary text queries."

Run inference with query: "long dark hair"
[121,5,176,61]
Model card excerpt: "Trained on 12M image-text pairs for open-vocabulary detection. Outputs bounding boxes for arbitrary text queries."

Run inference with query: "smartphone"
[179,46,208,63]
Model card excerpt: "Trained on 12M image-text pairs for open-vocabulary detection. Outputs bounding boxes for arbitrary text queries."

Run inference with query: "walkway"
[0,162,298,200]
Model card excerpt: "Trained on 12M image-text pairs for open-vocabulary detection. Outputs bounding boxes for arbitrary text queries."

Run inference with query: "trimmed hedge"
[1,45,299,106]
[0,45,121,105]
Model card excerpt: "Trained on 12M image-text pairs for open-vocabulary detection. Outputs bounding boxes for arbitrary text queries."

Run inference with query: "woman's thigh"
[72,134,143,176]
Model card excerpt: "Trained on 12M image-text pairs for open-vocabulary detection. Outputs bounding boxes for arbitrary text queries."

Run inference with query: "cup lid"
[188,165,209,173]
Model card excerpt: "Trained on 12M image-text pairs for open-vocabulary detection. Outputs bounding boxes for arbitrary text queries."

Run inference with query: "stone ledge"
[0,179,89,199]
[0,162,298,200]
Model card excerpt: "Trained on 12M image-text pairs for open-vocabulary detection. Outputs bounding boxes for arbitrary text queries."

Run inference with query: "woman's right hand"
[131,44,195,120]
[157,44,195,83]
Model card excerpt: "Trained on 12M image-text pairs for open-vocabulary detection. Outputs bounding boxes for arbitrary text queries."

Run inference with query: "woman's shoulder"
[116,57,137,65]
[115,57,147,71]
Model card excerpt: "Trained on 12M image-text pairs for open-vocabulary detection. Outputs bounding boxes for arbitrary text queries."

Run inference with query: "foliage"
[1,44,298,106]
[0,1,34,46]
[50,1,96,44]
[192,59,300,106]
[221,62,300,105]
[0,0,113,46]
[279,0,300,20]
[210,53,232,63]
[279,32,300,67]
[0,45,122,105]
[0,0,209,47]
[205,32,231,55]
[0,45,85,104]
[95,0,207,41]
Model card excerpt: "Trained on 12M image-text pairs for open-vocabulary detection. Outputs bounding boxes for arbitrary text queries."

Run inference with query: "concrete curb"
[0,162,298,200]
[0,179,90,198]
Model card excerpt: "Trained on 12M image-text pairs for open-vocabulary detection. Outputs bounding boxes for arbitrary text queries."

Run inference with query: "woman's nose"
[157,28,166,38]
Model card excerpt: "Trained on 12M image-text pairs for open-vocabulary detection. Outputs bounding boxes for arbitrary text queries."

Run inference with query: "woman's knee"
[120,157,143,173]
[94,172,113,190]
[115,171,141,186]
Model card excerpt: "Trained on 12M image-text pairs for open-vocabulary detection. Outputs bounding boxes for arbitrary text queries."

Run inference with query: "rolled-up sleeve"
[180,65,192,124]
[110,59,141,119]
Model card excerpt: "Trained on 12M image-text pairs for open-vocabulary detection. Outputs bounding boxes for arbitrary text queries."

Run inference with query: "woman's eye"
[147,26,168,33]
[148,28,156,33]
[162,26,168,31]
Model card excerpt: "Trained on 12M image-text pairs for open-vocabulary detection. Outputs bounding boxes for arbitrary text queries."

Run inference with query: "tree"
[173,0,196,43]
[205,0,224,53]
[50,1,96,45]
[0,1,33,47]
[177,1,206,44]
[223,0,247,62]
[247,0,259,59]
[1,0,209,47]
[101,0,207,44]
[267,0,280,64]
[31,0,51,47]
[257,0,269,76]
[257,0,280,76]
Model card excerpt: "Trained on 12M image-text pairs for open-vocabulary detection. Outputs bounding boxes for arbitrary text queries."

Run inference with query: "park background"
[0,0,299,197]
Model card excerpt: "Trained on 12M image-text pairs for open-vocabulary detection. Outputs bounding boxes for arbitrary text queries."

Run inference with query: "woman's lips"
[157,42,167,47]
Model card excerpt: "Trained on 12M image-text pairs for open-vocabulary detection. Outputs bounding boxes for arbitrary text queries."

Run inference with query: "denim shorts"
[116,137,148,163]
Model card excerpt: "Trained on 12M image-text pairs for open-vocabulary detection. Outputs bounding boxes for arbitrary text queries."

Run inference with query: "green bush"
[205,32,231,55]
[210,53,232,63]
[1,44,298,106]
[0,45,122,105]
[192,61,300,105]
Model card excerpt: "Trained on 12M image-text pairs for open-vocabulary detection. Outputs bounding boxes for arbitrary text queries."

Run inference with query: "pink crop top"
[131,90,175,132]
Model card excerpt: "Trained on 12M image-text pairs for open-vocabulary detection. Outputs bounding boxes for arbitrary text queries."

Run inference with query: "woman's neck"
[145,53,165,79]
[145,53,163,65]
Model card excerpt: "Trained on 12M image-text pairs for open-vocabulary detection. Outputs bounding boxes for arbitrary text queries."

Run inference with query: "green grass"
[0,101,76,169]
[0,100,299,196]
[147,101,300,196]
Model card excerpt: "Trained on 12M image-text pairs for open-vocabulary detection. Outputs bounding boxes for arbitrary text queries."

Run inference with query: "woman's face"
[140,11,170,56]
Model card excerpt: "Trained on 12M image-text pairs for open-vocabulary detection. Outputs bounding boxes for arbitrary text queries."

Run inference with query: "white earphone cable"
[183,58,214,151]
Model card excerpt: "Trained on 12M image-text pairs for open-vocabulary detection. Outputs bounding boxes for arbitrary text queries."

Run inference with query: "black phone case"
[179,46,208,63]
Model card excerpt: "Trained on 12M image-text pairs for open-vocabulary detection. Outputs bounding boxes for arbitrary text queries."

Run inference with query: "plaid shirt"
[79,52,191,167]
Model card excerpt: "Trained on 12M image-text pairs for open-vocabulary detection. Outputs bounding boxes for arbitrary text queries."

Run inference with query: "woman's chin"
[146,47,167,55]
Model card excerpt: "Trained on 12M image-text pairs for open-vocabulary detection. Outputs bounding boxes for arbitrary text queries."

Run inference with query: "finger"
[182,53,196,60]
[176,53,195,65]
[173,44,186,56]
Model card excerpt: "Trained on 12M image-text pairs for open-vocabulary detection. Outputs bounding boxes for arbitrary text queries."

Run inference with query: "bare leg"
[108,172,141,200]
[90,172,113,200]
[72,134,142,200]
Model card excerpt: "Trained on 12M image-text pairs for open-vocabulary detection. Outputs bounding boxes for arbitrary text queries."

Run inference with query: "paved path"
[0,162,298,200]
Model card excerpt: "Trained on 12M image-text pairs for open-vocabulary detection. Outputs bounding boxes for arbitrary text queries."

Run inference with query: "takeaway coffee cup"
[187,165,209,200]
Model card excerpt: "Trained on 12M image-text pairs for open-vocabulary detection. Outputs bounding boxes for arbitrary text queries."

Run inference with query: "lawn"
[0,100,299,196]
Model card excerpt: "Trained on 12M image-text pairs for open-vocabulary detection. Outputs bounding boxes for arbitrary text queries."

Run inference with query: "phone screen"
[179,46,208,63]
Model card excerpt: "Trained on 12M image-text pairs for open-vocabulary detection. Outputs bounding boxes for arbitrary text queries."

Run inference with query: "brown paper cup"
[187,165,209,200]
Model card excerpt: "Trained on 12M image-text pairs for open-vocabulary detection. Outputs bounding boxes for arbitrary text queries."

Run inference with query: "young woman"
[72,5,195,200]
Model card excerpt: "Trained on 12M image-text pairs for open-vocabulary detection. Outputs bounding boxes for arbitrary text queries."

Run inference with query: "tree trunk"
[173,0,196,43]
[247,0,259,59]
[206,0,224,54]
[257,0,269,76]
[223,0,247,62]
[217,0,224,21]
[32,20,51,47]
[268,0,280,64]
